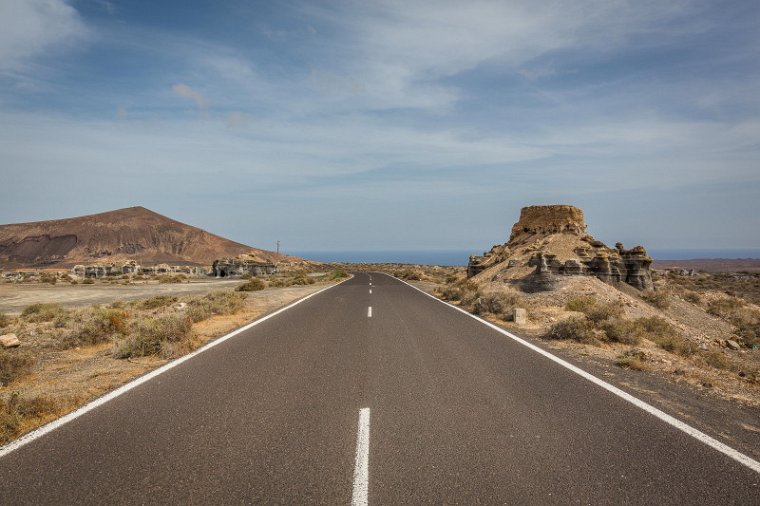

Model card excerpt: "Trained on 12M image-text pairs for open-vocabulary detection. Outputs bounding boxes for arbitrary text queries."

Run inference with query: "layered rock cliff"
[468,205,653,291]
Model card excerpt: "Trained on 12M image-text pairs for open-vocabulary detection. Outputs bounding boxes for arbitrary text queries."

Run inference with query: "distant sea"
[290,249,760,266]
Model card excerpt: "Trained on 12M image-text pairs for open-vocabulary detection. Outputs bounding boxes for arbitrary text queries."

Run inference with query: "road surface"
[1,272,758,504]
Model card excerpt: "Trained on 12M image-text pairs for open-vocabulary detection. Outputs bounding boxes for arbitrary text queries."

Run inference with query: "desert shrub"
[237,278,266,291]
[437,285,464,301]
[565,296,597,313]
[585,303,623,323]
[546,317,598,343]
[0,392,60,444]
[39,273,57,285]
[615,354,648,371]
[115,314,193,358]
[185,291,246,323]
[0,349,34,385]
[21,303,68,322]
[701,350,732,371]
[641,289,671,310]
[473,292,524,318]
[63,309,130,348]
[158,274,187,284]
[0,312,10,328]
[601,320,642,345]
[82,278,95,284]
[330,269,349,280]
[655,335,697,357]
[565,296,621,323]
[707,297,744,317]
[636,317,677,339]
[291,272,315,285]
[683,290,702,304]
[139,295,178,310]
[395,269,422,281]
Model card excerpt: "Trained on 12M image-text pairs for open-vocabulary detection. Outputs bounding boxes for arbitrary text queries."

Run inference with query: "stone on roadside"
[513,308,527,325]
[0,333,20,348]
[725,339,741,350]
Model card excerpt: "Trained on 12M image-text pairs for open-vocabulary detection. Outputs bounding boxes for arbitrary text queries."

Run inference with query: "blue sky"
[1,0,759,254]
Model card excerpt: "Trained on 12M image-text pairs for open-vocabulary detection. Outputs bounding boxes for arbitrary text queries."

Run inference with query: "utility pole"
[276,240,280,255]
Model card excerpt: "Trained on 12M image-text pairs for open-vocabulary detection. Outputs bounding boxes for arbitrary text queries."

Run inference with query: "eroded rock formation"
[468,205,653,291]
[212,254,278,278]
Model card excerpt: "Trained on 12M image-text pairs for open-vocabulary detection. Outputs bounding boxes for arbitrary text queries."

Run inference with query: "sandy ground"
[0,280,243,314]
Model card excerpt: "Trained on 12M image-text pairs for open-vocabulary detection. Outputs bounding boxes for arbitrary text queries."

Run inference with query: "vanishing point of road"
[1,273,758,504]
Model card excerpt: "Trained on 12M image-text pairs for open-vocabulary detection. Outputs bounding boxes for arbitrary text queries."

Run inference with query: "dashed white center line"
[367,306,372,318]
[369,289,372,294]
[352,408,370,506]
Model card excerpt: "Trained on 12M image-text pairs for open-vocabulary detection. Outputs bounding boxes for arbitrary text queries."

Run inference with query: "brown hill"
[0,206,285,268]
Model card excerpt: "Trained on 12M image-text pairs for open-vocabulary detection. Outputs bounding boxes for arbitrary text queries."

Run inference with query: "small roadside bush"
[82,278,95,285]
[0,349,34,385]
[158,274,187,284]
[21,303,68,322]
[601,320,642,345]
[615,354,648,371]
[40,273,57,285]
[683,291,701,304]
[64,309,130,348]
[565,296,597,313]
[641,289,671,310]
[115,314,193,358]
[290,272,315,285]
[139,295,178,310]
[237,278,266,292]
[473,292,524,318]
[546,317,598,343]
[330,269,349,280]
[565,296,621,323]
[1,393,58,445]
[185,291,246,323]
[0,312,10,328]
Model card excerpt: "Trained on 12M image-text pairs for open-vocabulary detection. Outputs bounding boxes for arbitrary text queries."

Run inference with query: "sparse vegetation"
[1,392,58,444]
[115,314,194,359]
[21,303,69,322]
[0,349,35,385]
[546,317,598,343]
[0,311,10,328]
[237,278,266,291]
[641,289,671,309]
[139,295,178,310]
[63,308,130,349]
[185,291,247,323]
[158,274,187,284]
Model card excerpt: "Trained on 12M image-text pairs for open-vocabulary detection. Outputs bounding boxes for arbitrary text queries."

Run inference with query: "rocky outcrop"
[509,205,587,242]
[212,254,278,278]
[468,205,653,291]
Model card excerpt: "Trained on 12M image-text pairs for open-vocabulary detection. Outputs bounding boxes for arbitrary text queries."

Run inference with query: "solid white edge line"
[367,306,372,318]
[352,407,371,506]
[391,274,760,475]
[0,277,353,459]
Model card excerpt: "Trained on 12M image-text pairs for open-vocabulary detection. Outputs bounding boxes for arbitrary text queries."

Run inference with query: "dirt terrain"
[0,279,243,314]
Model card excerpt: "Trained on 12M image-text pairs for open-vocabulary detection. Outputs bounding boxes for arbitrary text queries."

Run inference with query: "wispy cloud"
[171,83,209,109]
[0,0,87,73]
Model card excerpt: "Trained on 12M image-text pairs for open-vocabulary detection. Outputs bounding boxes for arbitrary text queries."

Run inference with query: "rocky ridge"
[468,205,653,291]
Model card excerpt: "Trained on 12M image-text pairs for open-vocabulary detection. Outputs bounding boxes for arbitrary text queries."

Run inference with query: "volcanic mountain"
[0,206,284,268]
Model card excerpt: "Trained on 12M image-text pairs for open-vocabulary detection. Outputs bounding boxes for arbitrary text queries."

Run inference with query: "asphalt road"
[1,272,758,504]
